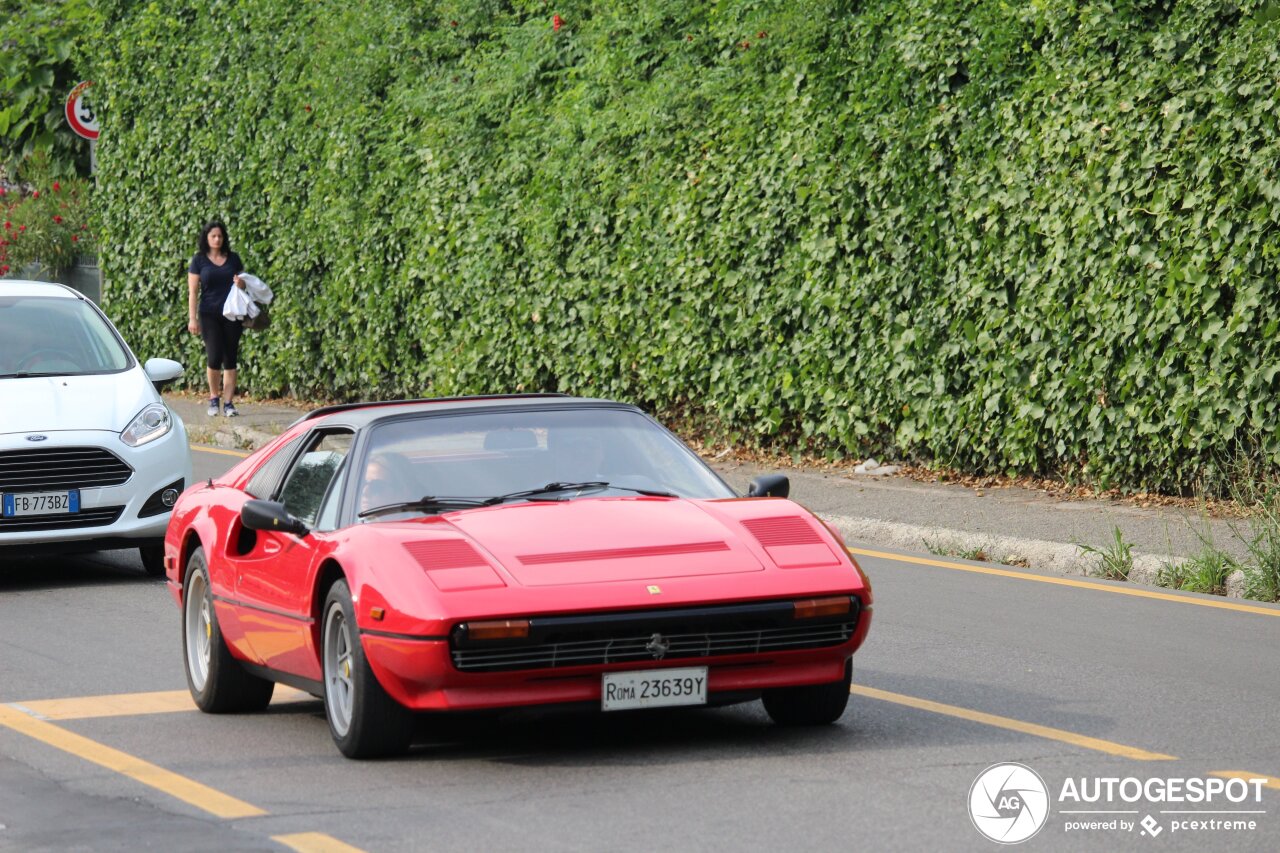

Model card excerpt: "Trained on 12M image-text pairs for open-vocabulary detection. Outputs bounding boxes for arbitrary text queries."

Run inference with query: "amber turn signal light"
[793,596,852,619]
[466,618,531,640]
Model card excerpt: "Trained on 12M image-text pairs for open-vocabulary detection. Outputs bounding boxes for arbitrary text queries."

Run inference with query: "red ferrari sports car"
[165,395,873,758]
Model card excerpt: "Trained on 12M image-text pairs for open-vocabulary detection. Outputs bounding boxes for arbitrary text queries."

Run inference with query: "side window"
[278,431,353,528]
[314,456,348,532]
[246,435,305,499]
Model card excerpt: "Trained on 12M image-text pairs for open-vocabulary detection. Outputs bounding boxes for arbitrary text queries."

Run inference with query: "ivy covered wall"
[93,0,1280,492]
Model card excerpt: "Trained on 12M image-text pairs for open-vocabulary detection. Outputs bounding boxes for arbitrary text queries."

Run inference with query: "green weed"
[1078,527,1134,581]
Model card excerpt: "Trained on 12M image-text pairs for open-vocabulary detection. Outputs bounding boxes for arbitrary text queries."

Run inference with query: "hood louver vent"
[404,540,505,592]
[404,540,487,570]
[740,516,840,569]
[741,516,823,546]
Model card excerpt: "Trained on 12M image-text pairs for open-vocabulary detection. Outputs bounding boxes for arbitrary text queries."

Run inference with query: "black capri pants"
[199,311,245,370]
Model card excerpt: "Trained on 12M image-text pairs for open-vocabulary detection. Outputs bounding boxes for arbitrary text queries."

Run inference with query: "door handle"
[262,538,282,555]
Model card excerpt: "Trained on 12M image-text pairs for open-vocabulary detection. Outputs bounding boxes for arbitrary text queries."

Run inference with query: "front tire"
[762,660,852,726]
[322,579,413,759]
[182,547,274,713]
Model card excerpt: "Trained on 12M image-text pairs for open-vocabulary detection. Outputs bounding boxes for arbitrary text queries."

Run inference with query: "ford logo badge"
[25,434,48,442]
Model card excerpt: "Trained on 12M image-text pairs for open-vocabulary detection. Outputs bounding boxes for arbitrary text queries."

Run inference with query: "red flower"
[740,40,750,49]
[304,104,312,112]
[450,20,457,27]
[31,190,39,198]
[53,215,63,224]
[81,224,88,230]
[757,31,768,39]
[72,235,79,243]
[0,187,6,196]
[52,181,61,192]
[3,221,9,230]
[18,225,25,232]
[1,265,8,274]
[687,35,693,41]
[553,14,563,32]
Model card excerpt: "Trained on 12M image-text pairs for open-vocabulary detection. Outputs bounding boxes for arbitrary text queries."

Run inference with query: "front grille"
[0,506,124,533]
[451,598,860,673]
[0,447,133,491]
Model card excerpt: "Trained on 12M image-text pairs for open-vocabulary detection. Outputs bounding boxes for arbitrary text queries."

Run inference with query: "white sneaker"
[223,401,239,417]
[207,398,220,417]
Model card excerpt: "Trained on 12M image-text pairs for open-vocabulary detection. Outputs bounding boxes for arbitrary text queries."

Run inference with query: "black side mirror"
[747,474,790,499]
[241,499,309,536]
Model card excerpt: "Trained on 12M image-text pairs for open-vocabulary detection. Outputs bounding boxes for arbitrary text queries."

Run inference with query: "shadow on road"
[0,550,154,592]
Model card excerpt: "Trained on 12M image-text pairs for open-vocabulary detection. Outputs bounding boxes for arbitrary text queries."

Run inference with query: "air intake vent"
[404,540,505,591]
[450,598,861,672]
[740,516,839,569]
[404,540,487,570]
[0,447,132,491]
[741,516,823,546]
[0,506,124,533]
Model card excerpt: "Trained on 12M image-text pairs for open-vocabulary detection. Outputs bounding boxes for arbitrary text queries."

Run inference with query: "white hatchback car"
[0,281,192,575]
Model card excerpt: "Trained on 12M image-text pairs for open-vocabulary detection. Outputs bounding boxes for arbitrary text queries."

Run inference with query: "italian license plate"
[2,490,80,517]
[601,666,708,711]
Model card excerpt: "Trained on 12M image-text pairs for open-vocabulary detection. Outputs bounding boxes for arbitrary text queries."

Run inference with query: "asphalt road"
[1,445,1277,852]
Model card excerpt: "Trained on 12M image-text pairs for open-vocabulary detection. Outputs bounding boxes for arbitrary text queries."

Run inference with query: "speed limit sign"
[65,81,99,140]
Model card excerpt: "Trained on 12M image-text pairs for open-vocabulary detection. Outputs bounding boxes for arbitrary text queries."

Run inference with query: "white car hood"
[0,368,157,436]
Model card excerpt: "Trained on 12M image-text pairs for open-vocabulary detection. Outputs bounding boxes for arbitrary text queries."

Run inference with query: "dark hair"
[197,220,231,254]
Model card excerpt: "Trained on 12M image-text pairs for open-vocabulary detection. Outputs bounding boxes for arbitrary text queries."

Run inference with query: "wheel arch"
[179,528,204,588]
[311,558,348,639]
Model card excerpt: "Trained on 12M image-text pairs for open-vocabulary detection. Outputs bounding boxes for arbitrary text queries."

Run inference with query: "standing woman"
[186,220,247,417]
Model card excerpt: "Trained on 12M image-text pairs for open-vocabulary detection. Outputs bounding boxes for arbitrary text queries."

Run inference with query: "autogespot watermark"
[968,764,1270,844]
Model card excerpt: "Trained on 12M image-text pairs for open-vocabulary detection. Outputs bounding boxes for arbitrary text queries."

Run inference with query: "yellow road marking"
[1211,771,1280,791]
[0,705,265,818]
[13,686,313,721]
[274,832,369,853]
[847,546,1280,617]
[191,444,250,458]
[850,684,1177,761]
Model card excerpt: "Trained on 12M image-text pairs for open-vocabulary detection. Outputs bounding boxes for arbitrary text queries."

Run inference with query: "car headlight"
[121,403,173,447]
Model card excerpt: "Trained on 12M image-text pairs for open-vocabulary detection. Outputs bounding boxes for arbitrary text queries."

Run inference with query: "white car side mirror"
[144,357,184,390]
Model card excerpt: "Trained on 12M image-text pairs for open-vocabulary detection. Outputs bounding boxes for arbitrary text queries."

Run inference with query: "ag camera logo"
[969,763,1051,844]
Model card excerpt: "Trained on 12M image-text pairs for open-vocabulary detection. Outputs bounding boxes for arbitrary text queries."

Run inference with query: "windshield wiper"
[358,495,491,519]
[0,371,67,379]
[483,481,678,506]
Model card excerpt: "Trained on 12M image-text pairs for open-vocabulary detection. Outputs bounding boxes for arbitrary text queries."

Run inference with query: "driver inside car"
[359,451,419,514]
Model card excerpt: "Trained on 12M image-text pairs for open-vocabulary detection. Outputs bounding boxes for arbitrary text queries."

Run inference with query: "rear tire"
[322,579,414,759]
[762,660,852,726]
[139,544,165,577]
[182,547,275,713]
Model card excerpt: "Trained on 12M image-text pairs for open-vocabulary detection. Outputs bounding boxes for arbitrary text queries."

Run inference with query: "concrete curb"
[191,424,279,452]
[822,514,1249,598]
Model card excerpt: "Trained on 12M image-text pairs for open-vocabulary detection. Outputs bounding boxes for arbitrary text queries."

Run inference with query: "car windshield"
[0,295,131,377]
[357,407,735,518]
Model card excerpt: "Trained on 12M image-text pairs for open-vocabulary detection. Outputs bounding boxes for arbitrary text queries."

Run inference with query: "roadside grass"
[1078,526,1134,581]
[1156,548,1238,595]
[1154,512,1239,596]
[1226,474,1280,602]
[1149,471,1280,602]
[922,537,991,563]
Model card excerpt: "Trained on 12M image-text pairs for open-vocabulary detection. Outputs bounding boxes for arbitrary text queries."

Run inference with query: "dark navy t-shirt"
[189,251,244,314]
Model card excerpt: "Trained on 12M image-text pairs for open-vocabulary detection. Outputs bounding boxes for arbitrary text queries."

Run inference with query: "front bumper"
[361,604,873,712]
[0,420,191,553]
